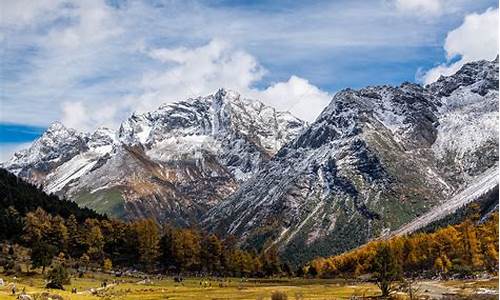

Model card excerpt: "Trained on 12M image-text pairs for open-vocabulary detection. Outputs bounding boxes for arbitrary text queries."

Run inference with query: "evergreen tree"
[371,244,401,297]
[134,219,160,271]
[66,214,83,258]
[202,234,223,273]
[49,215,69,254]
[31,241,57,274]
[262,246,282,276]
[85,221,104,262]
[308,264,318,278]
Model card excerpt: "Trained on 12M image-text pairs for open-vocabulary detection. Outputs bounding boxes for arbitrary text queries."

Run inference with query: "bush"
[46,264,70,290]
[451,265,474,278]
[103,258,112,272]
[271,291,288,300]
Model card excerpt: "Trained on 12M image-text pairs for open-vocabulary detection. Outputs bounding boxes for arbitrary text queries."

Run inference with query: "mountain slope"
[204,58,499,265]
[0,168,104,240]
[392,166,499,236]
[2,89,305,225]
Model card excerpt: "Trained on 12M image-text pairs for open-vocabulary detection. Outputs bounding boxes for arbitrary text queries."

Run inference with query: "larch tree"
[134,219,160,271]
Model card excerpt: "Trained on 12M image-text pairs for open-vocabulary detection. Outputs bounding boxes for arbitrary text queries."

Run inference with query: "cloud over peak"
[420,7,499,84]
[60,39,331,130]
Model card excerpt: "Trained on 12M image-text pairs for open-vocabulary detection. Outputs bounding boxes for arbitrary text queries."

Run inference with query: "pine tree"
[31,241,57,274]
[308,264,318,277]
[433,257,444,274]
[85,221,104,262]
[134,219,160,271]
[202,234,223,273]
[171,228,201,272]
[371,244,401,297]
[80,253,90,271]
[49,215,69,254]
[461,220,484,269]
[46,264,70,289]
[66,214,83,258]
[23,208,51,246]
[262,246,282,276]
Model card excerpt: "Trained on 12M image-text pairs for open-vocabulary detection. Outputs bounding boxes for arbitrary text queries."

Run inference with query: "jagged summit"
[2,121,88,185]
[3,89,306,224]
[430,58,499,97]
[204,57,499,265]
[3,59,497,265]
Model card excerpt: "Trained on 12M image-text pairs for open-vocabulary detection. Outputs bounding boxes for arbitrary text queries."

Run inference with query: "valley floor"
[0,273,498,300]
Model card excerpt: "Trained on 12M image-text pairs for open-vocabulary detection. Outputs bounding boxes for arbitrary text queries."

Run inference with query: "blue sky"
[0,0,498,160]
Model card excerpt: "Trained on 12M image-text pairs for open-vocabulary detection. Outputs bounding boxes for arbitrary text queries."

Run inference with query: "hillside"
[0,168,104,240]
[1,59,498,266]
[204,58,499,265]
[2,89,305,225]
[306,211,499,279]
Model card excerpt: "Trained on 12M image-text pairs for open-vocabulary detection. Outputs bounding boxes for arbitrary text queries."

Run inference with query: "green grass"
[74,188,126,218]
[0,273,380,300]
[1,273,497,300]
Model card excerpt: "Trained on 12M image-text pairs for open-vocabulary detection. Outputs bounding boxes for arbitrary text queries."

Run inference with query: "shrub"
[271,291,288,300]
[103,258,112,272]
[46,264,70,290]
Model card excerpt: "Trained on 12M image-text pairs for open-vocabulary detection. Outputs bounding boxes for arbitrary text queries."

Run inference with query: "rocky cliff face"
[3,59,497,265]
[203,58,498,264]
[3,122,89,186]
[2,89,305,225]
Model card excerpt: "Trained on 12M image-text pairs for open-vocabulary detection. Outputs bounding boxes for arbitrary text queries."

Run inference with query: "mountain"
[0,168,104,241]
[203,58,499,265]
[3,58,498,266]
[2,89,305,225]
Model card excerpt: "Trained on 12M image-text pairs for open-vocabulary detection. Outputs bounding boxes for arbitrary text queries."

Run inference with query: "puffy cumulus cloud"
[44,0,121,50]
[128,40,330,122]
[61,100,121,132]
[395,0,444,16]
[253,76,331,122]
[55,39,298,129]
[135,39,265,112]
[2,0,127,128]
[420,7,499,84]
[444,8,498,61]
[9,0,495,133]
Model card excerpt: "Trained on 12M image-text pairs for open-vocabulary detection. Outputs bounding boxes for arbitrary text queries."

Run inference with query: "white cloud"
[421,7,499,84]
[44,0,121,50]
[61,101,88,130]
[130,40,331,122]
[54,39,329,128]
[0,0,63,27]
[61,100,121,131]
[254,76,331,122]
[138,39,265,110]
[1,0,496,132]
[395,0,444,16]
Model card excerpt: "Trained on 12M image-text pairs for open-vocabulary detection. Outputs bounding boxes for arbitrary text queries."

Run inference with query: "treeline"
[419,186,498,233]
[4,207,288,277]
[304,206,498,279]
[1,169,289,277]
[0,168,104,240]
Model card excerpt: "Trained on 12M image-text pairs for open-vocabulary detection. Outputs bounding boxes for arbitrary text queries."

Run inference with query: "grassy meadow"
[0,272,498,300]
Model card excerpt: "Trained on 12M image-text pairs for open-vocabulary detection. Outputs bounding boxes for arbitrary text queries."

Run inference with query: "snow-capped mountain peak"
[204,57,498,265]
[3,89,306,224]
